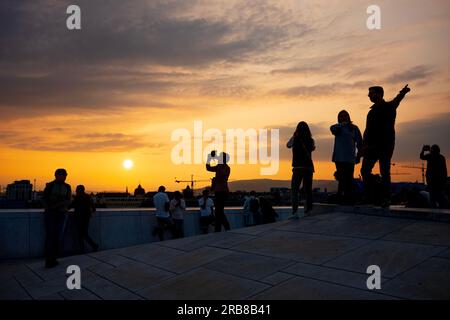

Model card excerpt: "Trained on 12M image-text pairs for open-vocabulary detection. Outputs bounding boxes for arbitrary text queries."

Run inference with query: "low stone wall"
[0,207,294,260]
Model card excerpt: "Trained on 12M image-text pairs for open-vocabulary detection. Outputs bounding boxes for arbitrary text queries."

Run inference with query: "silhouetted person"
[42,168,72,268]
[170,191,186,238]
[198,189,214,234]
[244,191,261,225]
[70,185,98,253]
[287,121,315,218]
[206,151,231,232]
[259,197,278,224]
[420,145,448,208]
[152,186,172,241]
[330,110,363,204]
[361,84,411,207]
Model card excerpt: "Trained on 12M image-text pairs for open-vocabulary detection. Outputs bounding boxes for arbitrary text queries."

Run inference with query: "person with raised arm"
[360,84,411,207]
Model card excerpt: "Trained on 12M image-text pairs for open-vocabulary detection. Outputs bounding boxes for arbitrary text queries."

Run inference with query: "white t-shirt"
[153,192,170,218]
[198,197,214,217]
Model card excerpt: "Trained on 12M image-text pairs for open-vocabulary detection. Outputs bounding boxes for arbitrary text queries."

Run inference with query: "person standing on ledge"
[152,186,172,241]
[420,145,448,208]
[206,151,231,232]
[42,168,72,268]
[330,110,363,205]
[70,185,98,253]
[287,121,315,218]
[360,84,411,207]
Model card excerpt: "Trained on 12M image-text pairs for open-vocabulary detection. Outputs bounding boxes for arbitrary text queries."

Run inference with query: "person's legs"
[44,213,65,267]
[291,168,303,214]
[82,217,98,251]
[44,213,56,265]
[361,154,378,203]
[335,162,344,199]
[379,147,394,206]
[303,169,313,213]
[173,219,184,238]
[252,210,261,225]
[342,162,355,203]
[154,217,168,241]
[75,217,85,253]
[430,183,448,209]
[214,192,230,232]
[200,216,207,234]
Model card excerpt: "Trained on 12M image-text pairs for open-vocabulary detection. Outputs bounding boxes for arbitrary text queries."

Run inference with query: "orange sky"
[0,0,449,192]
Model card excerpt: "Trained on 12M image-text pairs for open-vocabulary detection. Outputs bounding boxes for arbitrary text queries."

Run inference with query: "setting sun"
[123,159,134,170]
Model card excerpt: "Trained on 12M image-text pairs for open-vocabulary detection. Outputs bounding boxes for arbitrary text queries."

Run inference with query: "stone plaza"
[1,205,450,300]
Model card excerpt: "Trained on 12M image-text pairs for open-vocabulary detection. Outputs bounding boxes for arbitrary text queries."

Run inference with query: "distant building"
[6,180,32,201]
[95,192,144,208]
[134,184,146,197]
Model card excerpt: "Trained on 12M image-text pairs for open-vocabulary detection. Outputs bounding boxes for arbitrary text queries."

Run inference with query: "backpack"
[249,197,260,213]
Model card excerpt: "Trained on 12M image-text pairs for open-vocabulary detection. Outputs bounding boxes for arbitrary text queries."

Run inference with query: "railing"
[0,207,295,260]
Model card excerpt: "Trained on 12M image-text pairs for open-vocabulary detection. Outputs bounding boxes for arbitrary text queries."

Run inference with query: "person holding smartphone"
[206,151,231,232]
[420,145,448,208]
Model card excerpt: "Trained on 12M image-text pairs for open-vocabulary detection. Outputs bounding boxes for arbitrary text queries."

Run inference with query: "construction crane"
[392,162,426,184]
[174,175,211,193]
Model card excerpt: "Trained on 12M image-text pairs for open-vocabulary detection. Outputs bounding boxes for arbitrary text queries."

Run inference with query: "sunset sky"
[1,0,449,192]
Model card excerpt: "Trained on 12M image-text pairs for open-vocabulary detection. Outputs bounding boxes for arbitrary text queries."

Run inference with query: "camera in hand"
[423,145,430,151]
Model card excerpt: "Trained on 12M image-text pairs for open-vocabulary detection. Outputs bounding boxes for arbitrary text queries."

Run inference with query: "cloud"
[0,0,312,118]
[271,81,372,98]
[0,130,162,152]
[385,65,434,84]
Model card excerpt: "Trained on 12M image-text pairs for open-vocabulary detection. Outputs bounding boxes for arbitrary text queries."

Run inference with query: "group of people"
[152,151,234,241]
[41,83,449,268]
[42,168,98,268]
[41,149,234,268]
[243,191,278,226]
[287,84,448,218]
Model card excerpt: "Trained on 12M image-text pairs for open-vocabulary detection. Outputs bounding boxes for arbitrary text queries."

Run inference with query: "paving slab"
[148,247,233,274]
[380,257,450,299]
[204,252,295,280]
[138,268,270,300]
[0,278,31,300]
[436,248,450,259]
[251,276,392,300]
[229,221,290,236]
[59,288,101,300]
[81,274,143,300]
[324,240,445,278]
[22,276,69,299]
[260,272,295,286]
[97,261,176,292]
[276,213,412,240]
[119,245,185,265]
[156,232,257,251]
[233,230,369,264]
[382,221,450,246]
[282,262,389,291]
[26,254,100,281]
